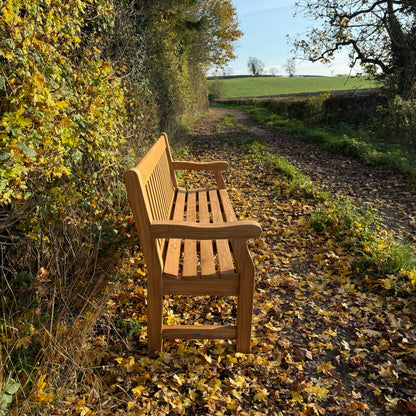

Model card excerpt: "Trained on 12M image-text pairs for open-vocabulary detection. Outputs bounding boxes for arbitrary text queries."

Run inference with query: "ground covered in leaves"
[53,108,415,416]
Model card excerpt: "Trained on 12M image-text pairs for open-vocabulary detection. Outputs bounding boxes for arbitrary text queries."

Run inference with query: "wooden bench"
[124,133,261,353]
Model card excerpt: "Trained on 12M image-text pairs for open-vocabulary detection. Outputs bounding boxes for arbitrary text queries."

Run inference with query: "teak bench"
[124,133,261,353]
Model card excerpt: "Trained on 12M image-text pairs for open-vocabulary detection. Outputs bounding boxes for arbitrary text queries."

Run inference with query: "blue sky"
[216,0,357,77]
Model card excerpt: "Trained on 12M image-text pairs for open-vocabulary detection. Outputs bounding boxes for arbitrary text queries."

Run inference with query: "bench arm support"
[172,161,228,188]
[172,161,228,171]
[151,220,262,240]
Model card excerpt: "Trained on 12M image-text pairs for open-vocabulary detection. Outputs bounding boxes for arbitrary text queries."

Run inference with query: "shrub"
[376,95,416,150]
[304,92,330,127]
[208,79,227,100]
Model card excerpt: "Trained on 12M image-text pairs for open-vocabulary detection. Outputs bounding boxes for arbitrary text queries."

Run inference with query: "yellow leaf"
[254,388,269,401]
[315,386,329,401]
[127,401,136,411]
[316,362,335,375]
[226,398,239,410]
[372,387,382,396]
[203,353,212,364]
[61,116,71,127]
[34,389,54,405]
[188,389,198,401]
[132,385,145,396]
[291,391,303,403]
[213,342,225,355]
[173,373,185,386]
[228,375,246,388]
[75,396,91,416]
[235,352,247,360]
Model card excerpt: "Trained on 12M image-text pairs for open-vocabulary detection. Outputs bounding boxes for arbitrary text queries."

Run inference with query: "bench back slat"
[124,133,177,273]
[144,147,176,222]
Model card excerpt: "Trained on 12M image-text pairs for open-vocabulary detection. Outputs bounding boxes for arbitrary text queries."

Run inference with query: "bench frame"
[124,133,261,353]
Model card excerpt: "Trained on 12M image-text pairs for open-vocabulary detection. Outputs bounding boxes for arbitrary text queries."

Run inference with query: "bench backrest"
[124,133,177,274]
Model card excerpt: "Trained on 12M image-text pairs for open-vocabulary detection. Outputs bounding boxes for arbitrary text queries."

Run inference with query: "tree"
[284,58,296,77]
[269,67,279,76]
[186,0,244,68]
[293,0,416,98]
[247,57,265,76]
[131,0,243,130]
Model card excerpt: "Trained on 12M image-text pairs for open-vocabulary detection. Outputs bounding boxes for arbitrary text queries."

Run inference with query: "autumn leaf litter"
[77,108,415,416]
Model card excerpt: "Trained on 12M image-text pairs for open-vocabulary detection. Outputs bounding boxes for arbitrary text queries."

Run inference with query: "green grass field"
[207,76,378,98]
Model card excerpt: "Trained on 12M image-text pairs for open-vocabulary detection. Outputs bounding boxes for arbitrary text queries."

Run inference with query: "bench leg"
[233,240,255,353]
[147,273,163,352]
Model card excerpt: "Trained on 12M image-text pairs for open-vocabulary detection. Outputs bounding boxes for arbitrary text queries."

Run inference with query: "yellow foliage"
[32,374,54,405]
[0,0,125,206]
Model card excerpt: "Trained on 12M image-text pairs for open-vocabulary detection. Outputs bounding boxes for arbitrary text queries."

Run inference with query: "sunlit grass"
[207,76,378,98]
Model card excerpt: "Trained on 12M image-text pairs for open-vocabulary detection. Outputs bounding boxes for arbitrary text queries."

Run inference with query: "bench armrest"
[172,161,228,172]
[172,161,228,189]
[151,220,261,240]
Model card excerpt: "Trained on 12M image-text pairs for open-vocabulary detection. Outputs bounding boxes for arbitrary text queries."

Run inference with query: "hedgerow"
[1,0,242,412]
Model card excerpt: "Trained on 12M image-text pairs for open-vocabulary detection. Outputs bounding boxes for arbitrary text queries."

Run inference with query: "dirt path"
[225,108,416,241]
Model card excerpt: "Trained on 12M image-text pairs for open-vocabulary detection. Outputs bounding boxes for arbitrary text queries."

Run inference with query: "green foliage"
[310,199,380,239]
[375,95,416,150]
[304,92,330,126]
[208,79,227,100]
[357,241,416,277]
[293,1,416,99]
[132,0,242,133]
[117,318,143,337]
[1,380,20,416]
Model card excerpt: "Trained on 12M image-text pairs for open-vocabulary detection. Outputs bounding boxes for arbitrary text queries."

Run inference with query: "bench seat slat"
[163,189,186,277]
[209,189,236,277]
[219,189,237,221]
[163,188,239,279]
[182,190,197,277]
[198,190,217,278]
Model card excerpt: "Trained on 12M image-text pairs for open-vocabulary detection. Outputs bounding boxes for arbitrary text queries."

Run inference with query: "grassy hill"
[207,76,379,98]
